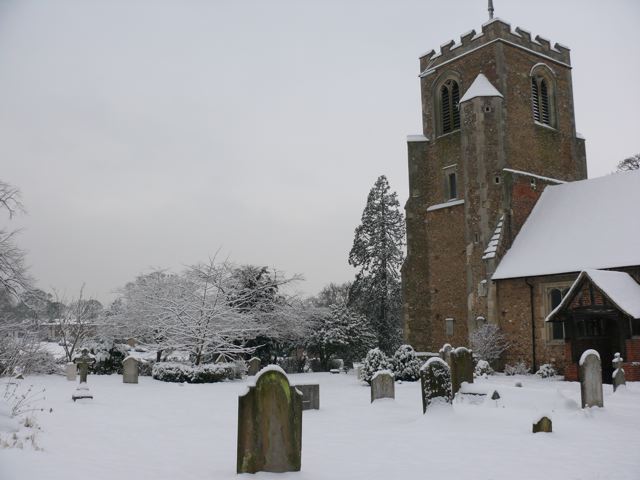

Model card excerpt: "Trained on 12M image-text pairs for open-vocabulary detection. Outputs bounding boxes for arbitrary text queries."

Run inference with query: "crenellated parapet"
[419,18,571,77]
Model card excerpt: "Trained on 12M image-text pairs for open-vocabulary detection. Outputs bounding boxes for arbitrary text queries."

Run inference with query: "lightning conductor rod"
[488,0,495,20]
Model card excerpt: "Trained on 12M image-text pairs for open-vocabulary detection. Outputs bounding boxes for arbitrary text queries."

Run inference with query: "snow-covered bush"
[535,363,557,379]
[469,324,510,364]
[474,359,494,378]
[504,360,529,376]
[361,348,391,384]
[138,359,154,377]
[151,362,235,383]
[391,344,421,381]
[84,340,128,375]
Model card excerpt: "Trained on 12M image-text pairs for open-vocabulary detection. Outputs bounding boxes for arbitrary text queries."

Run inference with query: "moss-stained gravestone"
[420,357,452,413]
[237,366,302,474]
[450,347,474,395]
[579,350,603,408]
[532,416,552,433]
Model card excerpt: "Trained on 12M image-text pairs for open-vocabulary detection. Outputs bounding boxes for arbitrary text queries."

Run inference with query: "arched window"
[530,64,556,127]
[440,79,460,134]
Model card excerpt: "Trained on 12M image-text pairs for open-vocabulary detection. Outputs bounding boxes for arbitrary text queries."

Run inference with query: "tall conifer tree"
[348,175,405,353]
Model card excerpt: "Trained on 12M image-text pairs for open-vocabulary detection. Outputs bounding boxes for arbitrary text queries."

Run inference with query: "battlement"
[419,18,571,77]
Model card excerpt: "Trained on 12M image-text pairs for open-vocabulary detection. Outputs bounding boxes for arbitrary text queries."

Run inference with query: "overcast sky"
[1,0,639,303]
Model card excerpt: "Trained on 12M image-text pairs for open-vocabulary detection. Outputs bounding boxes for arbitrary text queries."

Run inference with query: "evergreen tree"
[348,175,405,353]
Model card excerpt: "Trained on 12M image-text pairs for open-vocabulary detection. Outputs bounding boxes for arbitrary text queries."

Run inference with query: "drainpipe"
[525,277,537,372]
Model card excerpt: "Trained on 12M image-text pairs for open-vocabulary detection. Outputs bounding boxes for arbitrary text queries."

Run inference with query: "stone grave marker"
[247,357,261,376]
[237,366,302,474]
[532,416,552,433]
[579,349,603,408]
[294,384,320,410]
[450,347,474,395]
[122,356,139,384]
[370,370,395,403]
[72,348,96,402]
[233,360,246,379]
[439,343,453,365]
[420,357,452,413]
[65,362,77,381]
[612,353,626,392]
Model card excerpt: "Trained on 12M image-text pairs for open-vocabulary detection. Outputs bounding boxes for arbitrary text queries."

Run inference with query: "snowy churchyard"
[2,370,640,480]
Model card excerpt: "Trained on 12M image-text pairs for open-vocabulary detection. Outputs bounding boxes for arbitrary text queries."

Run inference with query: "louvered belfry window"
[440,79,460,134]
[531,76,551,126]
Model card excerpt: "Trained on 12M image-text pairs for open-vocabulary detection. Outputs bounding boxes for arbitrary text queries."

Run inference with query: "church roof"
[545,269,640,322]
[459,74,503,103]
[492,170,640,280]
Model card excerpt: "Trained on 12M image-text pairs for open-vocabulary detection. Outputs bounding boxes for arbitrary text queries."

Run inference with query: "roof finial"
[488,0,495,19]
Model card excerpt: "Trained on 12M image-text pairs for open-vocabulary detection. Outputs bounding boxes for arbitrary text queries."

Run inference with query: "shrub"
[391,344,421,381]
[469,324,510,364]
[504,360,529,376]
[361,348,391,384]
[474,359,494,378]
[151,362,235,383]
[84,340,128,375]
[138,359,154,377]
[535,363,557,379]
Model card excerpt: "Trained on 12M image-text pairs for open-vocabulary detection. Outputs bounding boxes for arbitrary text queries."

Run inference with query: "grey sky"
[1,0,639,303]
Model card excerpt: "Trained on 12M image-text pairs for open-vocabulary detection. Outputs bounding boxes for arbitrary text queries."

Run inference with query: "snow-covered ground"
[1,372,639,480]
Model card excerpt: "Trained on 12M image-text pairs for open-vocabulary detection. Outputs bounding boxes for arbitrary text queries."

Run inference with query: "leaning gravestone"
[122,356,139,384]
[294,384,320,410]
[65,362,77,381]
[370,370,395,403]
[532,416,552,433]
[579,349,603,408]
[247,357,261,376]
[612,352,626,392]
[237,366,302,474]
[420,357,452,413]
[450,347,474,395]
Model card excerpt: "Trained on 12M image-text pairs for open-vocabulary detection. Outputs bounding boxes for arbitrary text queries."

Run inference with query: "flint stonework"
[370,371,395,403]
[237,368,302,474]
[420,358,452,413]
[579,350,603,408]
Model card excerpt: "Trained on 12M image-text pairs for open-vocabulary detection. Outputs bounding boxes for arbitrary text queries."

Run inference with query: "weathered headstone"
[370,370,395,403]
[294,384,320,410]
[233,360,246,379]
[579,349,603,408]
[450,347,474,395]
[65,362,77,381]
[247,357,261,376]
[237,366,302,474]
[72,348,96,402]
[491,390,500,400]
[122,356,139,384]
[612,352,626,392]
[420,357,452,413]
[532,416,552,433]
[439,343,453,365]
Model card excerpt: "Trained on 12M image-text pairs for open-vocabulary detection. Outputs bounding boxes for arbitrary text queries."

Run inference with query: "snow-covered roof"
[493,171,640,280]
[459,74,503,103]
[407,134,429,142]
[502,168,566,185]
[546,269,640,322]
[426,199,464,212]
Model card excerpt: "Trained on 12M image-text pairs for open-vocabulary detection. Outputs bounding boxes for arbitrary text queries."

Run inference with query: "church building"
[401,14,640,381]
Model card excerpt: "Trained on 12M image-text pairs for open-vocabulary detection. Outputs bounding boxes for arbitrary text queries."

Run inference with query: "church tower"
[402,16,587,353]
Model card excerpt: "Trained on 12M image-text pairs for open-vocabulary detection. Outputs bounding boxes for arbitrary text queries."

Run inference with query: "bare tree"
[56,286,103,362]
[469,323,510,364]
[617,153,640,172]
[0,180,31,298]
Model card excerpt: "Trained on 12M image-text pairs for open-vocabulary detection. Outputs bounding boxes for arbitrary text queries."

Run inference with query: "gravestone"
[122,356,139,384]
[491,390,500,400]
[65,362,77,381]
[612,353,626,392]
[532,416,552,433]
[237,366,302,474]
[72,348,96,402]
[450,347,474,395]
[579,350,603,408]
[420,357,452,413]
[233,360,246,379]
[294,384,320,410]
[439,343,453,365]
[247,357,261,376]
[370,370,395,403]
